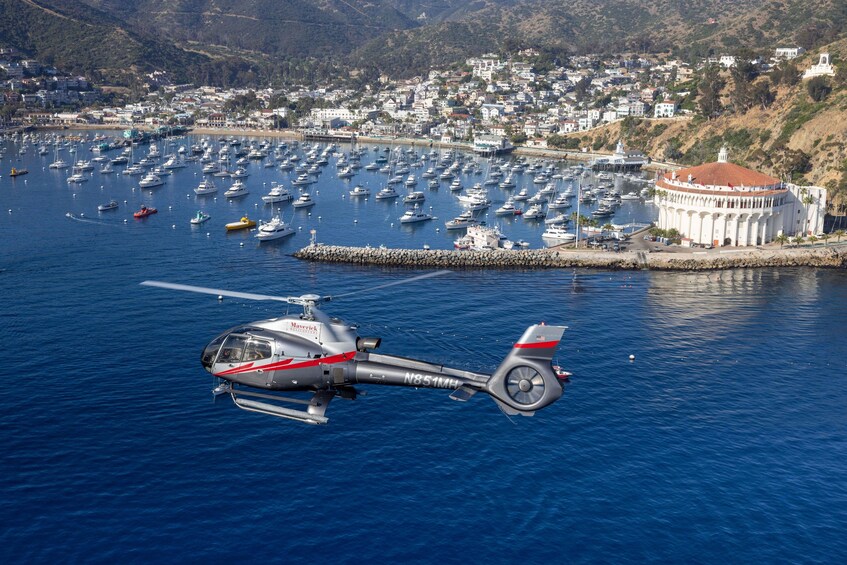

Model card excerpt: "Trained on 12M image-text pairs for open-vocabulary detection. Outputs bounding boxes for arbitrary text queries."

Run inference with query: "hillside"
[0,0,212,84]
[8,1,847,82]
[568,47,847,212]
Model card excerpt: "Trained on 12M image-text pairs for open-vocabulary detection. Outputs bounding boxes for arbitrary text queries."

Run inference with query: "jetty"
[293,244,847,271]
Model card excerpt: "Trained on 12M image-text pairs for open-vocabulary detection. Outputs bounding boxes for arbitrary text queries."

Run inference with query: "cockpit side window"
[217,335,249,364]
[243,340,272,361]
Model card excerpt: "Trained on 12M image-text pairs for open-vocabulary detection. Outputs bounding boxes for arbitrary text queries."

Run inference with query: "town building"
[654,148,827,246]
[774,47,805,60]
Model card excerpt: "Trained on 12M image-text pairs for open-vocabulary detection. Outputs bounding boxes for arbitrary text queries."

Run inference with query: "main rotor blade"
[140,280,292,302]
[330,270,451,300]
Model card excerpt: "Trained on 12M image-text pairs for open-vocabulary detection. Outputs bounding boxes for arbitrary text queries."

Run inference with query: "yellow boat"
[225,216,256,231]
[10,168,29,177]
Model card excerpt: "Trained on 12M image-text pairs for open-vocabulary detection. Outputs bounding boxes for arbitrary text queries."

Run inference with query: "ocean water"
[1,135,846,563]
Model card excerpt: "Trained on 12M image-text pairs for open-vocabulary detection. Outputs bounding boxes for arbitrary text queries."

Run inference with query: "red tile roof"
[664,162,780,188]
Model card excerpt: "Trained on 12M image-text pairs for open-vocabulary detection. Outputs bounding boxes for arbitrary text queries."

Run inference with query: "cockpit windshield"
[215,334,272,365]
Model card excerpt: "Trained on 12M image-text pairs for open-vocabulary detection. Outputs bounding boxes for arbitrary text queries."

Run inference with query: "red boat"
[133,205,158,218]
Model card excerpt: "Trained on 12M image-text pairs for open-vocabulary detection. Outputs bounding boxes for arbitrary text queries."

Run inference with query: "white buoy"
[218,295,223,301]
[124,219,127,223]
[168,206,172,210]
[354,219,358,223]
[172,224,176,229]
[629,354,636,361]
[240,242,244,247]
[206,232,210,237]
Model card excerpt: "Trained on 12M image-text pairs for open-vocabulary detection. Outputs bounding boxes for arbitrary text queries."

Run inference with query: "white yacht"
[542,225,576,243]
[262,183,292,203]
[139,173,165,188]
[403,191,425,205]
[449,179,463,192]
[513,187,529,201]
[292,192,315,208]
[224,180,249,198]
[230,168,249,179]
[337,167,355,179]
[445,210,479,230]
[49,159,69,170]
[523,204,546,219]
[292,174,313,186]
[190,211,211,225]
[256,216,295,241]
[464,194,491,211]
[545,213,569,225]
[349,185,370,197]
[621,192,641,201]
[399,205,433,224]
[375,186,399,200]
[163,156,187,169]
[548,194,572,210]
[495,199,520,216]
[67,173,88,183]
[404,175,417,187]
[99,162,115,174]
[194,179,218,195]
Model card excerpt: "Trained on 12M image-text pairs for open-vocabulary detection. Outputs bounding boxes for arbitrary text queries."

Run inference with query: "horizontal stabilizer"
[449,385,479,402]
[494,398,535,417]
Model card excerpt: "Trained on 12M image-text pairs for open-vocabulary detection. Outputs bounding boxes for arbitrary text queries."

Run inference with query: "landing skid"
[230,388,336,425]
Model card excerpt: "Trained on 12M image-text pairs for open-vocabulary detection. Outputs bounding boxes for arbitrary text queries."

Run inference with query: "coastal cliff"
[293,244,847,271]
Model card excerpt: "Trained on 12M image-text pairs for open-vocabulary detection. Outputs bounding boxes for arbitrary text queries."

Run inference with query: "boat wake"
[65,212,123,227]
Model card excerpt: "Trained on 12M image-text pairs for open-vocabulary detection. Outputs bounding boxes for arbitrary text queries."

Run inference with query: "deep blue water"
[1,134,846,563]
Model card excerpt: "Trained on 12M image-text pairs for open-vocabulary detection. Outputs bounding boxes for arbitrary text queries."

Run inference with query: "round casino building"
[654,148,826,247]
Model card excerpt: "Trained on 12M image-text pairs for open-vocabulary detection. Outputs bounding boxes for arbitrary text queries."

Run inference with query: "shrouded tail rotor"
[485,324,567,416]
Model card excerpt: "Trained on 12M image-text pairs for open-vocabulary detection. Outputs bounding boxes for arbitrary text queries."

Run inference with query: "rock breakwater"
[293,244,847,271]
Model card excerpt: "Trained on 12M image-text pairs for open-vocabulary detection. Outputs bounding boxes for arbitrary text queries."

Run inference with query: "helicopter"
[140,274,570,425]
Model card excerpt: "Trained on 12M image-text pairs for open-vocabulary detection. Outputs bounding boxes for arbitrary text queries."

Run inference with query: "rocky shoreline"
[293,244,847,271]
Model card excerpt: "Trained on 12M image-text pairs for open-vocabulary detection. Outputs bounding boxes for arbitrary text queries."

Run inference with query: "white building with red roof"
[654,148,826,247]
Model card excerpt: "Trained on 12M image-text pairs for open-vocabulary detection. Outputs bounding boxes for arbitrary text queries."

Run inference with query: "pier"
[293,244,847,271]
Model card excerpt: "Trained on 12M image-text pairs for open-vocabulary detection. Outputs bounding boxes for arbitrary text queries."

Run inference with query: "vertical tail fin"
[485,324,567,416]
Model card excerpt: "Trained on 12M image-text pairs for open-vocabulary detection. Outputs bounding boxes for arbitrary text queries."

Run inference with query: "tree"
[793,234,805,246]
[750,79,775,109]
[808,235,819,245]
[835,229,845,243]
[698,64,725,119]
[821,233,830,246]
[774,233,789,248]
[807,76,832,102]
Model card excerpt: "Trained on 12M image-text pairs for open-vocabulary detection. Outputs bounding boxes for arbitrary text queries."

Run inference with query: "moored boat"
[97,200,118,212]
[225,216,256,231]
[255,216,295,241]
[190,211,211,225]
[133,205,158,218]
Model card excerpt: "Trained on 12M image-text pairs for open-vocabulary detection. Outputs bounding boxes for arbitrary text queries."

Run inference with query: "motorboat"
[337,167,355,179]
[399,205,433,224]
[527,192,548,205]
[542,225,576,243]
[495,199,520,216]
[428,179,440,190]
[375,186,399,200]
[255,216,295,241]
[548,194,572,210]
[97,200,118,212]
[592,206,614,218]
[73,160,94,172]
[190,211,211,225]
[67,173,89,184]
[224,180,249,198]
[513,187,529,201]
[449,179,463,192]
[133,205,157,218]
[621,192,641,200]
[292,192,315,208]
[464,194,491,212]
[123,164,145,176]
[10,168,28,177]
[194,179,218,195]
[49,159,69,170]
[163,156,187,169]
[292,174,313,186]
[262,183,292,203]
[499,175,516,189]
[99,162,114,174]
[404,175,417,187]
[225,216,256,231]
[445,210,479,230]
[422,168,435,178]
[522,204,546,220]
[139,173,165,188]
[349,185,370,197]
[403,191,425,205]
[545,213,569,225]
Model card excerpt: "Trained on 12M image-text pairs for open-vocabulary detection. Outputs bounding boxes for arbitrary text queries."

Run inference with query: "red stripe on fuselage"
[513,340,560,349]
[215,351,356,377]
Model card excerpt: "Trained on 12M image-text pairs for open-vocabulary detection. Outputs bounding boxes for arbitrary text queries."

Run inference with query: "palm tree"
[774,233,789,248]
[792,234,805,246]
[808,235,819,245]
[821,233,830,247]
[835,229,845,243]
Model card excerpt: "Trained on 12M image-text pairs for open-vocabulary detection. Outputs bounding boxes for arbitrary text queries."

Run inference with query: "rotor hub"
[518,379,532,392]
